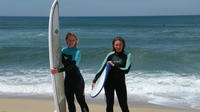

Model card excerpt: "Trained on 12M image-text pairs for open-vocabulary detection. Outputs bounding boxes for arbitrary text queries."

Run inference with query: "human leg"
[75,78,89,112]
[75,93,89,112]
[104,84,114,112]
[65,80,76,112]
[116,82,129,112]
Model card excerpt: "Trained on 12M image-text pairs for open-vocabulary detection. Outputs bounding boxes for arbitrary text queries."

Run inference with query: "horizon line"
[0,14,200,18]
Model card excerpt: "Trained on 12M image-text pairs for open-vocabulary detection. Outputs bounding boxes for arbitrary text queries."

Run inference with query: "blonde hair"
[65,32,79,48]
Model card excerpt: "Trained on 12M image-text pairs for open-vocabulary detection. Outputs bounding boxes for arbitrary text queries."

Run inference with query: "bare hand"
[50,68,58,74]
[92,83,96,90]
[107,61,115,67]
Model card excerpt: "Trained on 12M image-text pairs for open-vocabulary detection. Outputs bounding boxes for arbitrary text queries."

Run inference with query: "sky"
[0,0,200,16]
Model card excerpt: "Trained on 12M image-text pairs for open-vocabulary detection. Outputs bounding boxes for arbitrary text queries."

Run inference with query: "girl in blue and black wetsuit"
[92,37,132,112]
[51,32,89,112]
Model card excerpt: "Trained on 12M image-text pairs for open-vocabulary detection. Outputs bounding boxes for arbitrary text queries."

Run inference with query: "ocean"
[0,16,200,110]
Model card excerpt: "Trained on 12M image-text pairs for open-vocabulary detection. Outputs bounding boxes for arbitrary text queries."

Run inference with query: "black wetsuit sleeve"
[93,64,106,83]
[58,54,76,72]
[93,52,114,83]
[58,61,76,72]
[117,65,131,74]
[118,52,132,74]
[58,67,65,72]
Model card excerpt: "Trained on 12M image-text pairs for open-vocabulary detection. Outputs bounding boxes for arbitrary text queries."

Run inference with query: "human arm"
[75,50,81,66]
[92,51,114,83]
[118,52,132,74]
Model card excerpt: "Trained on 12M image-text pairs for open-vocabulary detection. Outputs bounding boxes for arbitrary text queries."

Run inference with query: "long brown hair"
[112,37,126,52]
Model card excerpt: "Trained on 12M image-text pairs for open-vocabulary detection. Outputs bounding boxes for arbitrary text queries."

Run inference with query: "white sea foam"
[125,71,200,110]
[0,68,200,110]
[0,83,52,95]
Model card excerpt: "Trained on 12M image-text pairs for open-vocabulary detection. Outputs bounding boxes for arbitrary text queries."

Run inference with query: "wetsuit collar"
[67,47,76,49]
[115,51,124,56]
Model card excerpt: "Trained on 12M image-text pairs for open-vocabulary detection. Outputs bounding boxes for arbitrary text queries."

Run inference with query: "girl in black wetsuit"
[51,32,89,112]
[92,37,132,112]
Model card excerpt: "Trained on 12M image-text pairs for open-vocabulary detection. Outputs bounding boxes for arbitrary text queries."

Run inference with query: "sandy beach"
[0,98,200,112]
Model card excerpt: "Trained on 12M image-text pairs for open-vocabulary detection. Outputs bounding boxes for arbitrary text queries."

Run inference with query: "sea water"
[0,16,200,110]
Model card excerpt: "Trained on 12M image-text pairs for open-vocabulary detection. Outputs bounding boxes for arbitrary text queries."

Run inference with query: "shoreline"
[0,97,200,112]
[0,95,200,112]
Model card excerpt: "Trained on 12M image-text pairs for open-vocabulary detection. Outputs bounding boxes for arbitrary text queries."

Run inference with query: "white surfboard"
[90,64,111,98]
[48,0,66,112]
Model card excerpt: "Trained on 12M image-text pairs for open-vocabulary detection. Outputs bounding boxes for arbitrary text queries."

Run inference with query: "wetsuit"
[58,47,89,112]
[93,51,132,112]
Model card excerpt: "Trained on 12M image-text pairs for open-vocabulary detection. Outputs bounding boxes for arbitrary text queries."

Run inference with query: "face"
[66,35,76,48]
[114,40,123,53]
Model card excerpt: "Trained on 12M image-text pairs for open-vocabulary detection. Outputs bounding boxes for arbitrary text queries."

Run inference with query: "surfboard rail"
[90,64,111,98]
